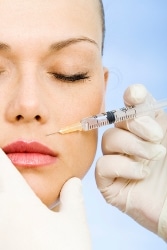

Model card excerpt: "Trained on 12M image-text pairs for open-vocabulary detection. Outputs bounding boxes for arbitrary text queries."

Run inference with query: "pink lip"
[3,141,57,168]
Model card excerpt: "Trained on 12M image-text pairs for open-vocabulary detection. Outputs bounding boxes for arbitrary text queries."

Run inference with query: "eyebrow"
[0,36,99,53]
[49,37,99,52]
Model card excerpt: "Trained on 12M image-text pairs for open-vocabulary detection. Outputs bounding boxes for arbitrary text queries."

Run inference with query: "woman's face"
[0,0,108,206]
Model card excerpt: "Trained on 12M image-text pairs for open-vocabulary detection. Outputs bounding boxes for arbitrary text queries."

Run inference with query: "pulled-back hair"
[99,0,105,54]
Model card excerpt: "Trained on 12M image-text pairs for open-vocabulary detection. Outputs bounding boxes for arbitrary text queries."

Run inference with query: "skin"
[0,0,108,206]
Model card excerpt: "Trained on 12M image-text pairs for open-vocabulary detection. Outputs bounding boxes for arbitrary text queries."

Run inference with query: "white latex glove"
[0,149,91,250]
[95,84,167,241]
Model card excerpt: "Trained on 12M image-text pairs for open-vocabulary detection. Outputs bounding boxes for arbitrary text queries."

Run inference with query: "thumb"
[123,83,147,106]
[59,177,86,219]
[59,177,92,249]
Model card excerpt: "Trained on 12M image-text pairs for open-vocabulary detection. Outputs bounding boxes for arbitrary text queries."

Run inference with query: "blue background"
[83,1,167,249]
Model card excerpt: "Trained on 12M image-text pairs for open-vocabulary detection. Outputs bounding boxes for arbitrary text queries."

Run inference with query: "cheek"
[52,82,105,177]
[56,85,106,130]
[61,130,98,178]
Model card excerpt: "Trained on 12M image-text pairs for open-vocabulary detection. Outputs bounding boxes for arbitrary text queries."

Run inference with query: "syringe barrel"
[81,113,110,131]
[81,107,138,131]
[80,99,167,131]
[110,106,137,123]
[107,103,156,123]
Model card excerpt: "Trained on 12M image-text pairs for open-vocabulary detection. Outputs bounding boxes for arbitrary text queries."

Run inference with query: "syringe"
[47,98,167,135]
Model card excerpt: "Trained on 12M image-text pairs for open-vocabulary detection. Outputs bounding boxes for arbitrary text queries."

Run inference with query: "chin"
[20,172,60,206]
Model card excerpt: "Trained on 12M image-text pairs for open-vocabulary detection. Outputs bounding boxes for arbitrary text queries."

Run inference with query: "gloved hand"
[95,84,167,241]
[0,149,91,250]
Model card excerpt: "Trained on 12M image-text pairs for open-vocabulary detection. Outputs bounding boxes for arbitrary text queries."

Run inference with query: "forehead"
[0,0,102,47]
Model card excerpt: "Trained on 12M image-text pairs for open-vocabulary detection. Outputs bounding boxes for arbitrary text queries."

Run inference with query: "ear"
[103,67,109,89]
[100,67,109,112]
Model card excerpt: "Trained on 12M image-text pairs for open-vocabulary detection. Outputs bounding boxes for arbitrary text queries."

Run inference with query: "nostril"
[35,115,41,121]
[15,114,41,121]
[16,115,23,121]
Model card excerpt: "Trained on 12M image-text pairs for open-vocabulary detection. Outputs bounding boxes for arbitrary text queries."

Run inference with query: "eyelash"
[50,72,90,83]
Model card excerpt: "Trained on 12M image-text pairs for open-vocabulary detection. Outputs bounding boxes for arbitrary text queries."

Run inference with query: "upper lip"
[3,141,56,156]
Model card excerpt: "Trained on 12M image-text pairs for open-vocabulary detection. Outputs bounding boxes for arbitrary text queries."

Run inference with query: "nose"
[5,73,49,124]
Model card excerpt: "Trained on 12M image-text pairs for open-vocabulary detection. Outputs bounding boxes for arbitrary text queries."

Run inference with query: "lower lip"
[7,153,57,168]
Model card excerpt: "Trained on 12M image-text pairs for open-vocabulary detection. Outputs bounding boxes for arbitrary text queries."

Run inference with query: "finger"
[102,128,166,160]
[95,155,150,190]
[116,115,164,143]
[123,83,147,106]
[124,82,161,120]
[119,84,164,141]
[123,83,157,118]
[59,177,87,219]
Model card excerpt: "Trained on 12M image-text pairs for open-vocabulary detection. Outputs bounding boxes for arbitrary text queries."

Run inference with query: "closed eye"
[49,72,90,82]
